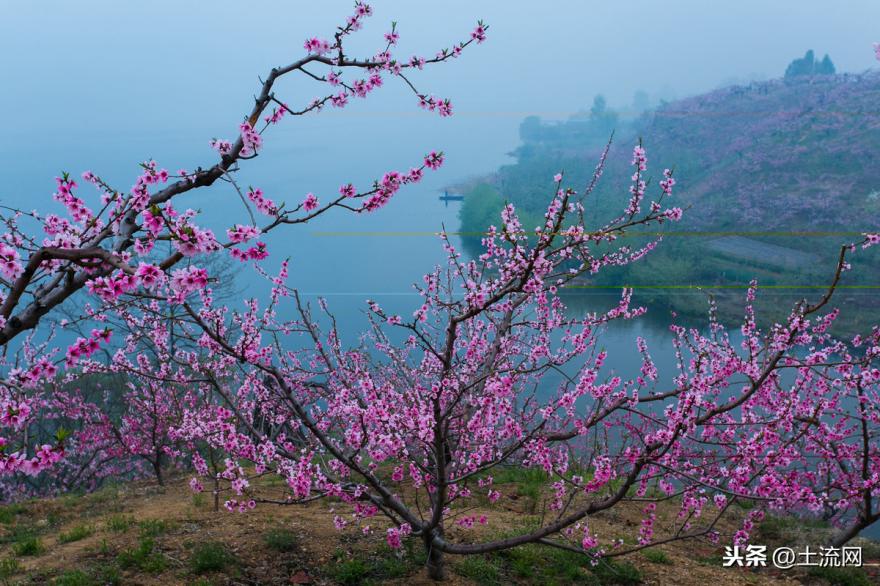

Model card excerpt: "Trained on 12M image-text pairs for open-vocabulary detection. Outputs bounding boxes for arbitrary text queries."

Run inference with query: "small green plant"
[642,548,672,564]
[0,558,19,579]
[96,538,112,556]
[106,514,134,532]
[58,524,94,544]
[117,536,166,573]
[12,536,44,556]
[264,527,298,552]
[191,493,206,509]
[190,541,229,574]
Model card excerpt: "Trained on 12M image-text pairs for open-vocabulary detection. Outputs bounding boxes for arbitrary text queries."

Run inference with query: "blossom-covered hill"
[644,72,880,231]
[460,72,880,325]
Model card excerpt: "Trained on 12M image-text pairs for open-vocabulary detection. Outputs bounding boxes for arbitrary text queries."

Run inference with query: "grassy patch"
[190,541,230,574]
[264,527,298,552]
[137,518,171,537]
[327,542,424,585]
[58,524,94,544]
[53,565,120,586]
[53,570,93,586]
[117,536,166,573]
[60,492,85,509]
[12,535,44,556]
[106,514,134,533]
[455,556,502,585]
[460,541,641,586]
[330,558,371,585]
[0,558,19,579]
[0,522,40,546]
[590,559,642,586]
[491,466,549,513]
[0,504,27,525]
[757,514,832,545]
[642,548,672,564]
[808,565,872,586]
[697,553,724,566]
[371,543,419,579]
[84,485,120,506]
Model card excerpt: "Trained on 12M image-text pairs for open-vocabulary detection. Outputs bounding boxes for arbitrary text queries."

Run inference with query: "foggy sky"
[2,1,879,200]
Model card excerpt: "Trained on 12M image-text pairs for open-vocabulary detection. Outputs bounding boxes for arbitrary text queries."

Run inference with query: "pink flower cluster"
[239,122,262,157]
[0,242,22,280]
[169,266,209,297]
[247,187,277,216]
[65,328,112,367]
[303,37,332,55]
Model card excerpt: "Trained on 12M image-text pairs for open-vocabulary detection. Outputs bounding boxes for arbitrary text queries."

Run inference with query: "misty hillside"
[644,71,880,231]
[460,71,880,326]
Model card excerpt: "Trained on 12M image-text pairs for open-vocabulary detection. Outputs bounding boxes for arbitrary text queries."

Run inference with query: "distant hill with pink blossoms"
[461,72,880,326]
[644,71,880,231]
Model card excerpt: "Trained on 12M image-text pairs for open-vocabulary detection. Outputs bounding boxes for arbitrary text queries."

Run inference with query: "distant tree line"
[785,49,836,77]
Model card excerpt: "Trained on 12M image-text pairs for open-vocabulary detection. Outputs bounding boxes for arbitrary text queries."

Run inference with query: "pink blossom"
[304,37,332,55]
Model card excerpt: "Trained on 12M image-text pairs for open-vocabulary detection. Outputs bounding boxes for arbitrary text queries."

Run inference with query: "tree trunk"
[425,536,446,581]
[152,458,164,486]
[830,516,872,547]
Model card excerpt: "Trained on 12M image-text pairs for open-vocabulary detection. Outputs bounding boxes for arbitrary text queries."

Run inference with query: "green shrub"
[190,541,229,574]
[264,528,298,552]
[117,536,166,573]
[329,559,371,585]
[12,536,44,556]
